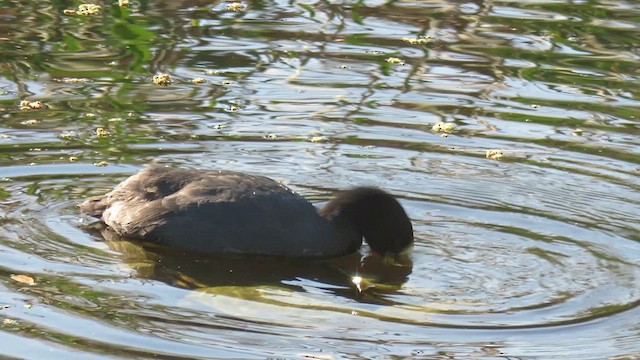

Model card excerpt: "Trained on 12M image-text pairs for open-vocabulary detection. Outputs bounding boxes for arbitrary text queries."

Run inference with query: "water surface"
[1,0,639,359]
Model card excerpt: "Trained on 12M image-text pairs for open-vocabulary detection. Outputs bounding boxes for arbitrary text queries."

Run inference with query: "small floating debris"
[385,57,405,65]
[192,78,206,84]
[94,161,109,167]
[96,127,110,138]
[20,100,43,110]
[63,4,102,16]
[220,80,234,85]
[69,156,78,162]
[432,122,456,133]
[85,113,96,118]
[59,133,74,140]
[20,119,40,125]
[227,2,245,11]
[10,274,36,285]
[264,133,277,140]
[486,150,504,160]
[400,36,432,45]
[153,74,172,86]
[118,0,130,7]
[205,70,221,75]
[107,117,124,123]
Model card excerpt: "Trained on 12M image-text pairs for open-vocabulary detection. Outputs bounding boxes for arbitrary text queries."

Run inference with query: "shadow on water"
[89,224,414,304]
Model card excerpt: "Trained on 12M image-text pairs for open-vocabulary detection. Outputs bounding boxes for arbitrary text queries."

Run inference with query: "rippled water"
[1,0,639,359]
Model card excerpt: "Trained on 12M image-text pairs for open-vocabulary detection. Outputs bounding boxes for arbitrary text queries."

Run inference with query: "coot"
[80,167,413,257]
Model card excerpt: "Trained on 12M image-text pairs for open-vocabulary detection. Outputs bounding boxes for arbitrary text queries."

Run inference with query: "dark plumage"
[80,167,413,257]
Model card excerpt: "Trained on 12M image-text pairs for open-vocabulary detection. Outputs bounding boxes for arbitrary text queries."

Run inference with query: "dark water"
[1,0,639,359]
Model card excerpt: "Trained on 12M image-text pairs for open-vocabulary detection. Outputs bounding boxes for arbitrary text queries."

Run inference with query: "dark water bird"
[80,167,413,257]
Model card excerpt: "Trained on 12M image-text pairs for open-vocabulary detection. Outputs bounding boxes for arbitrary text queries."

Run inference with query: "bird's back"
[81,167,359,256]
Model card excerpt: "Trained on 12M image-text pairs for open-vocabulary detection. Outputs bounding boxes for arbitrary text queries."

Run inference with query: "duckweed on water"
[486,150,504,160]
[63,4,102,16]
[385,57,404,65]
[153,74,172,86]
[400,36,432,45]
[227,2,245,11]
[96,127,110,138]
[61,78,90,83]
[432,122,456,133]
[20,100,43,110]
[309,136,329,143]
[59,133,74,140]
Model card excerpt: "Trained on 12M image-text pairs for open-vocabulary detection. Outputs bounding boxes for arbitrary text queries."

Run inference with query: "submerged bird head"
[319,187,413,255]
